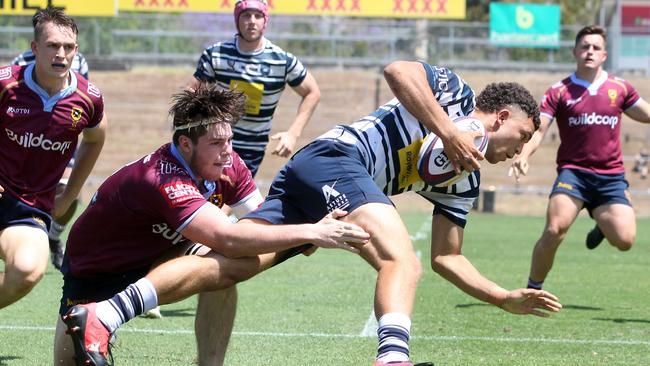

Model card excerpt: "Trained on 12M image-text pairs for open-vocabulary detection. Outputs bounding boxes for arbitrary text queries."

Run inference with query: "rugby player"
[0,7,106,309]
[509,25,650,291]
[12,45,90,270]
[53,84,369,366]
[240,60,562,366]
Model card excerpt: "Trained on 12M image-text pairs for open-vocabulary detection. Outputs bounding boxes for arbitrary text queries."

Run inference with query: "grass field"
[1,212,649,365]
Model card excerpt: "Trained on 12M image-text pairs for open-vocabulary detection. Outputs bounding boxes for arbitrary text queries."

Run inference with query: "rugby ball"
[417,116,488,187]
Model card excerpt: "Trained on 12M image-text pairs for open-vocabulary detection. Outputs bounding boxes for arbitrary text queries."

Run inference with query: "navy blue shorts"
[551,168,631,214]
[245,139,392,225]
[0,192,51,233]
[234,146,265,178]
[58,266,149,316]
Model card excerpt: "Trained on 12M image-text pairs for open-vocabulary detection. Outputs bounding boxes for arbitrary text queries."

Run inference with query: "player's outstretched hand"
[311,209,370,253]
[500,288,562,317]
[442,128,484,174]
[508,156,529,182]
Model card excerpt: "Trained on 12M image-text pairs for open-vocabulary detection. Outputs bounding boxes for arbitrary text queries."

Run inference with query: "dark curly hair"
[475,82,541,131]
[171,83,245,145]
[33,7,78,41]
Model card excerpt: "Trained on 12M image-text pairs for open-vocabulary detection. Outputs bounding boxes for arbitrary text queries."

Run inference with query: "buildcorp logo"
[568,113,619,129]
[5,128,72,154]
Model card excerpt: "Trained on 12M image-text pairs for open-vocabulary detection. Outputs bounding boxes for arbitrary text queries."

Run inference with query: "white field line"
[1,324,649,346]
[359,218,431,337]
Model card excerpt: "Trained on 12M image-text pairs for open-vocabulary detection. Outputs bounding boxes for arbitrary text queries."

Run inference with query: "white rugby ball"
[417,116,488,187]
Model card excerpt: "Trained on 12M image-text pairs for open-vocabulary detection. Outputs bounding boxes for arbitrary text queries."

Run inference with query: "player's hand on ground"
[500,288,562,317]
[270,131,298,157]
[442,128,483,174]
[311,209,370,253]
[508,156,529,181]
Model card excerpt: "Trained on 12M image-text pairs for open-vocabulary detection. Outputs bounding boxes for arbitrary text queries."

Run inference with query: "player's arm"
[625,99,650,123]
[383,60,482,173]
[429,213,562,317]
[509,114,552,181]
[52,115,107,219]
[180,203,369,258]
[271,71,321,157]
[229,189,264,219]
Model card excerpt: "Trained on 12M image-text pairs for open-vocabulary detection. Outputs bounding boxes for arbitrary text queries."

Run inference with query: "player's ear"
[492,109,509,131]
[177,134,193,153]
[30,40,38,54]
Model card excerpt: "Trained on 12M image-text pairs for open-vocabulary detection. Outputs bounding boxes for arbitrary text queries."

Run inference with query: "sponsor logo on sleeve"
[87,82,101,98]
[160,182,203,207]
[0,67,11,80]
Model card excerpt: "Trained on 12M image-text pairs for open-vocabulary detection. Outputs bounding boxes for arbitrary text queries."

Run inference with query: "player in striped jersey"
[510,26,650,291]
[11,12,91,272]
[243,61,562,366]
[189,0,320,177]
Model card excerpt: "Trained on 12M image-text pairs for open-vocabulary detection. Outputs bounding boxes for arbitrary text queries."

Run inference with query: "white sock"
[376,312,412,363]
[96,278,158,333]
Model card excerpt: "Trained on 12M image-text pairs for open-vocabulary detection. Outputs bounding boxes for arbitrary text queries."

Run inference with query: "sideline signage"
[621,5,650,35]
[119,0,466,19]
[489,3,560,48]
[0,0,116,16]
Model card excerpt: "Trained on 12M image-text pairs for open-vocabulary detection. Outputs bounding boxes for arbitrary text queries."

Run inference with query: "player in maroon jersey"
[0,7,106,309]
[53,84,369,366]
[509,25,650,290]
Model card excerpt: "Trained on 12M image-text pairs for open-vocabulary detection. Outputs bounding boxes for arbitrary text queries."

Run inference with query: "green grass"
[1,213,649,365]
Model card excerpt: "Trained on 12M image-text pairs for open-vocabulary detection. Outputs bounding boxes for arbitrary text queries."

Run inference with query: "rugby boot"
[585,225,605,250]
[63,303,113,366]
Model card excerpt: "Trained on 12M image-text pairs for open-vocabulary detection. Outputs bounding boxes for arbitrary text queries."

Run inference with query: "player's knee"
[611,233,635,251]
[5,265,44,294]
[542,224,568,244]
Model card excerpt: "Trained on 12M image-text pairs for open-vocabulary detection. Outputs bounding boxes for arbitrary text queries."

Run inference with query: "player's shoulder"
[74,75,103,102]
[549,75,572,91]
[0,65,23,86]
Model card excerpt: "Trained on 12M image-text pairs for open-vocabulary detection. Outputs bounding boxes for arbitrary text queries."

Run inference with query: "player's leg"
[343,202,422,364]
[53,315,77,366]
[591,203,635,251]
[0,225,49,309]
[528,192,582,289]
[195,287,237,366]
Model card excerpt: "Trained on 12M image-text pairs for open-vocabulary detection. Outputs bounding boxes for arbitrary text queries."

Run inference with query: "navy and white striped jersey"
[12,50,89,80]
[193,36,307,153]
[317,62,478,226]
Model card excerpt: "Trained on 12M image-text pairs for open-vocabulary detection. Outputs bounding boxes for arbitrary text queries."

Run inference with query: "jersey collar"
[570,71,608,96]
[234,34,267,55]
[169,143,216,196]
[24,63,78,112]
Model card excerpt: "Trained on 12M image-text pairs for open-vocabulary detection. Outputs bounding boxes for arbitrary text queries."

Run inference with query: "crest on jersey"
[210,193,224,208]
[71,106,83,128]
[607,89,617,106]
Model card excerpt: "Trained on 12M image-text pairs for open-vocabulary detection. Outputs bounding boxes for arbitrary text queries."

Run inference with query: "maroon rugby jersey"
[0,64,104,212]
[66,143,257,277]
[540,72,640,174]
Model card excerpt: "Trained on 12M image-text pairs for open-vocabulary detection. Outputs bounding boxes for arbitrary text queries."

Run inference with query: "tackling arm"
[383,60,483,173]
[429,213,562,317]
[271,71,321,157]
[180,203,369,258]
[52,115,107,219]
